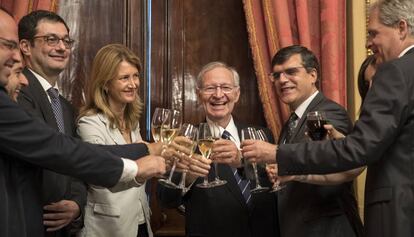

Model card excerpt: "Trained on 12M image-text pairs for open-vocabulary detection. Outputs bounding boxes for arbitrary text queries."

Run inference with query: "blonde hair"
[79,44,143,131]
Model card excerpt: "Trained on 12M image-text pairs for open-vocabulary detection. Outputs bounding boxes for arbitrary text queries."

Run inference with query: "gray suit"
[277,49,414,237]
[278,92,362,237]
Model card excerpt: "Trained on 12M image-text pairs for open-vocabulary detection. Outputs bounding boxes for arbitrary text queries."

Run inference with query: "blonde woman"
[77,44,152,237]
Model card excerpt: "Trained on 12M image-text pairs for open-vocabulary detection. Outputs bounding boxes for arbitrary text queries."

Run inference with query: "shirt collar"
[28,68,60,93]
[294,90,319,119]
[206,115,241,148]
[398,44,414,58]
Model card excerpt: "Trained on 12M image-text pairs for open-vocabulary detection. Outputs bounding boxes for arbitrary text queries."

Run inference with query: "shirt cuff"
[120,158,138,182]
[120,158,145,187]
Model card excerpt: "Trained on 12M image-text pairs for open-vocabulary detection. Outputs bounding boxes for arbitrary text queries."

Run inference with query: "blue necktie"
[47,88,65,133]
[222,130,251,203]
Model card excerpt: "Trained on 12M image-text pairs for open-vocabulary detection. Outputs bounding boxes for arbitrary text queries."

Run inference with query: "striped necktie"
[284,112,298,143]
[47,88,65,133]
[222,130,251,203]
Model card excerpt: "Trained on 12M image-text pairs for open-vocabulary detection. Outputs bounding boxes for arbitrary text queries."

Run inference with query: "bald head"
[0,8,20,87]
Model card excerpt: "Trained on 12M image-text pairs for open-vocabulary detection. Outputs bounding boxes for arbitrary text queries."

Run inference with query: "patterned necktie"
[222,130,251,204]
[284,112,298,143]
[47,88,65,133]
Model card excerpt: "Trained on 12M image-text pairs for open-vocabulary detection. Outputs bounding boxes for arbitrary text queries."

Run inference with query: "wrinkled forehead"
[0,11,18,42]
[202,67,235,85]
[273,54,303,70]
[35,19,69,36]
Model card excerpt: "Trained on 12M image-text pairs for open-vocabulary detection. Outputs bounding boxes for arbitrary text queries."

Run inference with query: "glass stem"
[179,171,187,188]
[252,162,262,187]
[168,158,178,181]
[214,162,220,180]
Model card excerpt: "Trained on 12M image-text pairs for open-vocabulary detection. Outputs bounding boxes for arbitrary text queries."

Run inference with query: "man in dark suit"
[250,45,363,237]
[158,62,279,237]
[16,10,85,236]
[243,1,414,236]
[0,8,166,237]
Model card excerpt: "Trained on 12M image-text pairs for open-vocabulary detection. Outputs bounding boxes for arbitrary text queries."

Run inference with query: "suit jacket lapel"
[22,68,60,131]
[97,113,126,145]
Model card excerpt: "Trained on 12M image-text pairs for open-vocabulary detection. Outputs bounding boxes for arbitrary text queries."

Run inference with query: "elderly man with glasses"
[158,61,279,237]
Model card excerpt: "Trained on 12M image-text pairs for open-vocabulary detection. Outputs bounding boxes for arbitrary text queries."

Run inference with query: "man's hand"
[324,124,345,140]
[183,153,212,184]
[241,140,277,164]
[210,139,241,167]
[161,136,195,172]
[146,141,163,155]
[135,155,166,182]
[43,200,80,232]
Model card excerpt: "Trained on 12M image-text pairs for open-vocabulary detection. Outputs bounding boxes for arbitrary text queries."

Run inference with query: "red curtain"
[0,0,58,21]
[243,0,347,138]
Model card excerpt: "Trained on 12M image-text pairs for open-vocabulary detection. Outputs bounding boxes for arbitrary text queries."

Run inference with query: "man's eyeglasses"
[200,84,238,95]
[269,66,309,81]
[33,34,75,49]
[0,37,19,51]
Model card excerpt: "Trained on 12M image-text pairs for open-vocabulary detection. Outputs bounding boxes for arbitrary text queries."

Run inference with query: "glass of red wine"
[306,111,328,141]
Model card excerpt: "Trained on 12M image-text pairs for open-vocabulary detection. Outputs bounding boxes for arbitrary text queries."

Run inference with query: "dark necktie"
[47,88,65,133]
[222,130,251,203]
[284,112,298,143]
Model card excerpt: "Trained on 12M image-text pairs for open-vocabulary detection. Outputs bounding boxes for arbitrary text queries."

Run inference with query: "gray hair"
[196,61,240,88]
[372,0,414,36]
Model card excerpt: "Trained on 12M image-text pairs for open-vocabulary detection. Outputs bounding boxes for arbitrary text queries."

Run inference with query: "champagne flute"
[241,127,269,193]
[158,109,182,188]
[306,111,328,141]
[151,107,171,143]
[257,129,284,192]
[177,124,198,192]
[210,123,227,186]
[196,123,216,188]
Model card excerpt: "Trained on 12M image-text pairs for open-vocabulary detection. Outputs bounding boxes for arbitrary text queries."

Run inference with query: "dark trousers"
[137,223,149,237]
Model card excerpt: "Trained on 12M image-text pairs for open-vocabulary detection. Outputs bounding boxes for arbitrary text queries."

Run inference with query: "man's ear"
[19,39,32,56]
[398,19,409,40]
[310,69,318,84]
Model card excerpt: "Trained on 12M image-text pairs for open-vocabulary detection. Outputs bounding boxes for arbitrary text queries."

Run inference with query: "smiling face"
[106,60,139,111]
[197,66,240,126]
[0,10,20,86]
[366,7,405,62]
[5,53,28,101]
[20,20,70,83]
[272,53,317,110]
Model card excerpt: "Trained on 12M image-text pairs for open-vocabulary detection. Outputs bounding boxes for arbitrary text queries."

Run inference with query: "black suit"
[278,92,362,237]
[0,87,149,237]
[277,49,414,237]
[17,68,86,237]
[158,121,279,237]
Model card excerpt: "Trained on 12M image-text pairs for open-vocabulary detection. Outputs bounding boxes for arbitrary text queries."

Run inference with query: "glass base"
[269,184,286,193]
[251,186,269,193]
[196,182,216,188]
[196,179,227,188]
[211,179,227,187]
[158,178,180,189]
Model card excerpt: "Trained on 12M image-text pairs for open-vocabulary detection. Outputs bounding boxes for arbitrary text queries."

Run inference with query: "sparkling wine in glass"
[241,127,269,193]
[210,123,227,187]
[158,109,182,188]
[151,108,170,142]
[306,111,328,141]
[196,123,217,188]
[177,124,198,192]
